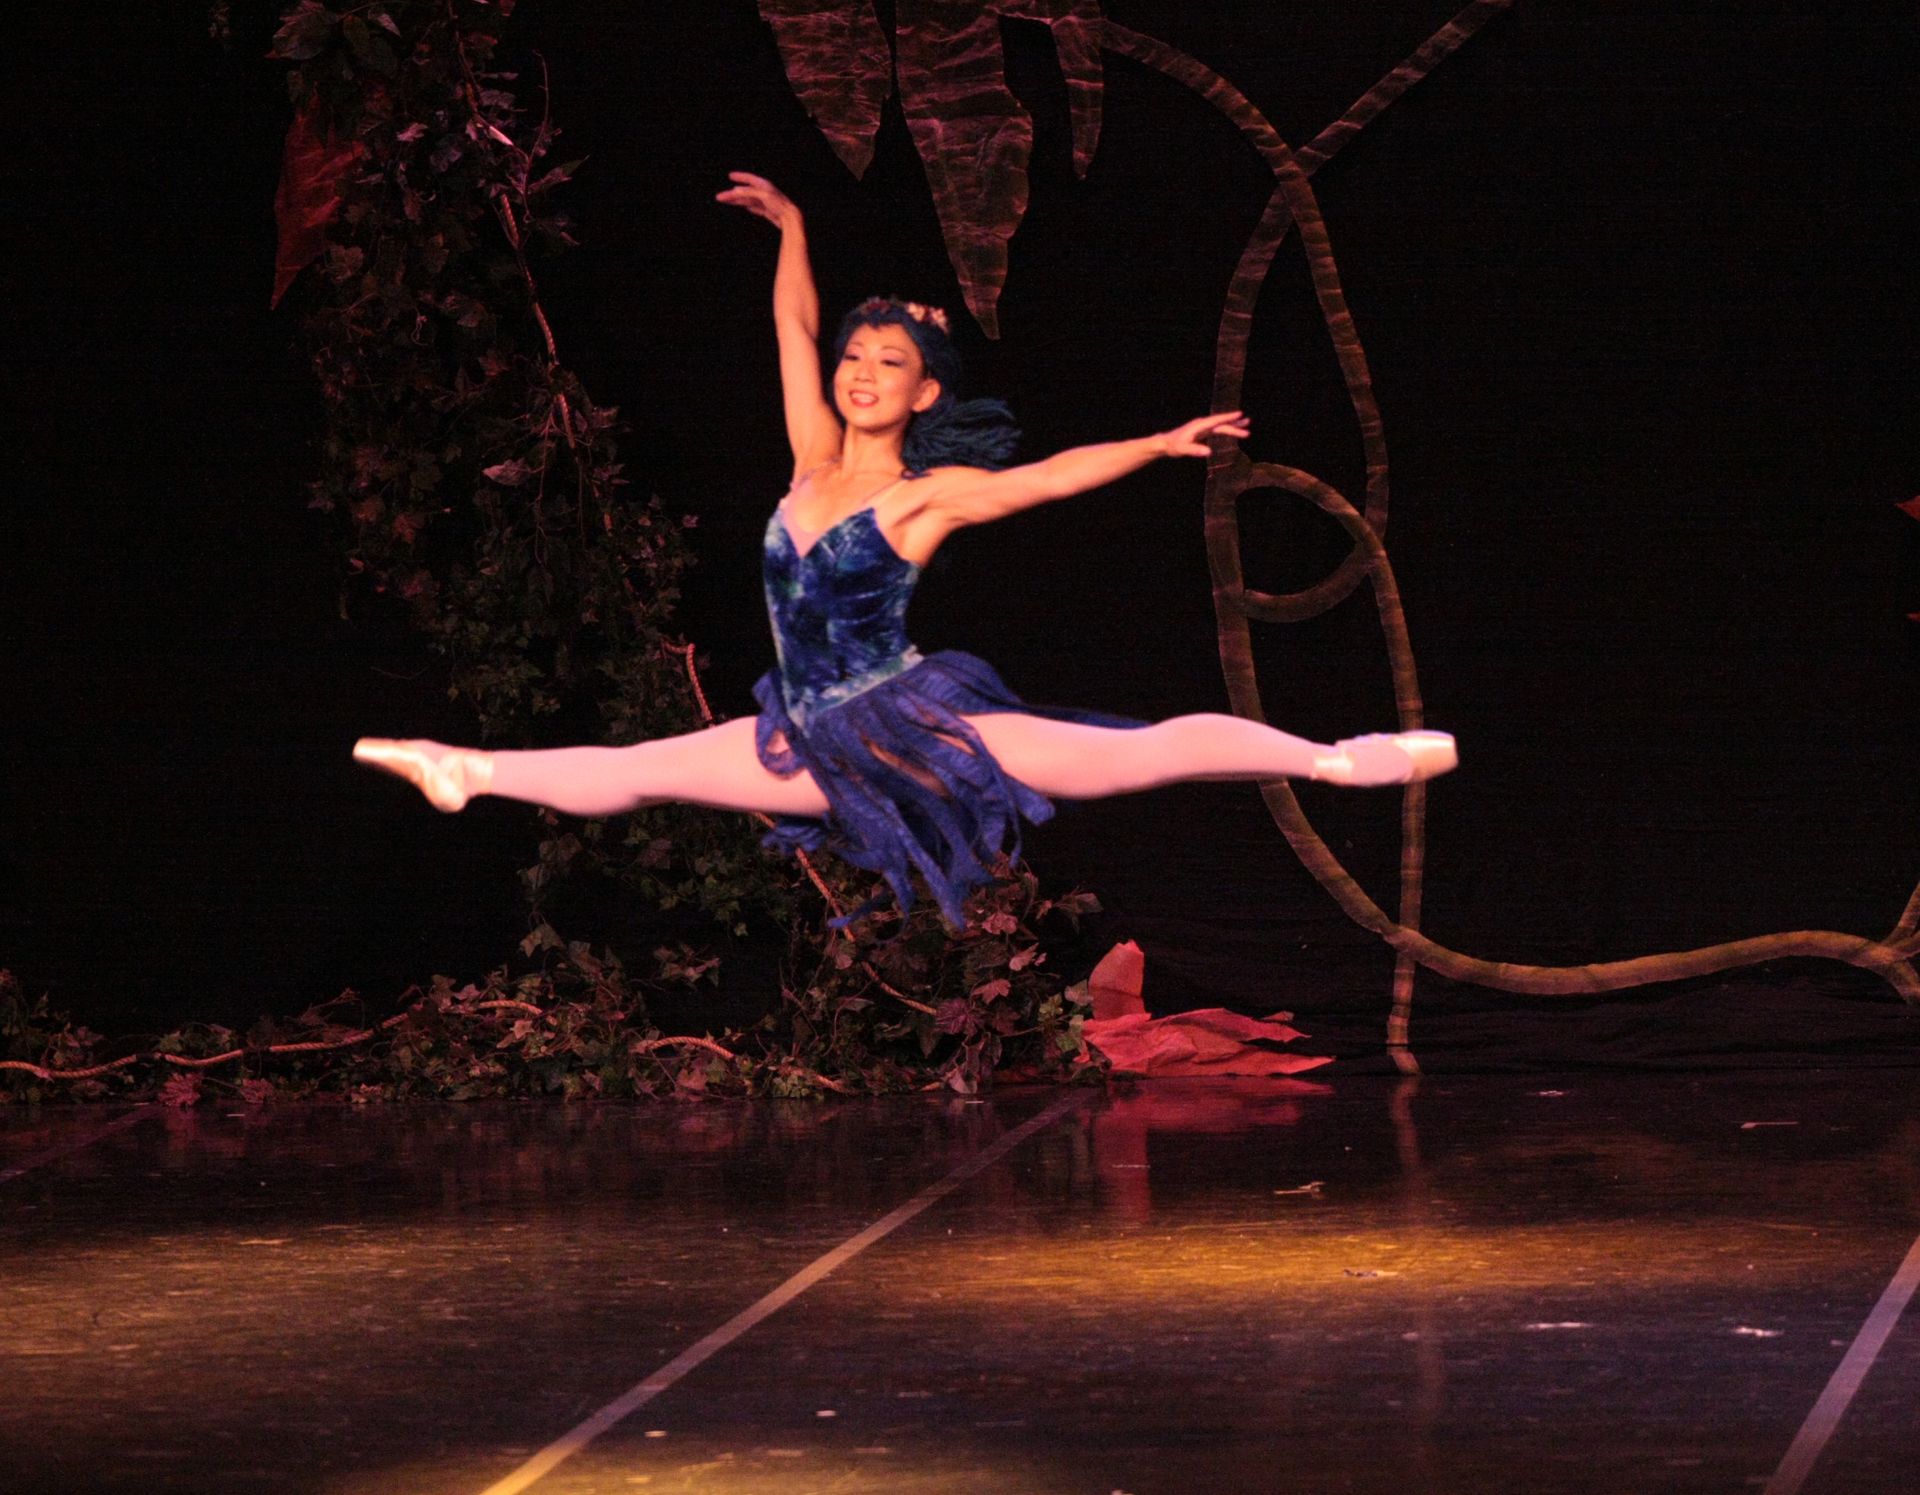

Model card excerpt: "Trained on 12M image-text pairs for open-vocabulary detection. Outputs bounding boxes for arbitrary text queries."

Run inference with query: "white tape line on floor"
[476,1089,1089,1495]
[1763,1226,1920,1495]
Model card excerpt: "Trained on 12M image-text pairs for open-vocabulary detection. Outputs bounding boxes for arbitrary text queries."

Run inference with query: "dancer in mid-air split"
[354,171,1456,926]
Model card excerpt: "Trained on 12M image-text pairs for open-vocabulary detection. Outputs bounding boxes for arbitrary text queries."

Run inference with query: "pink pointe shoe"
[1313,730,1458,787]
[351,738,493,812]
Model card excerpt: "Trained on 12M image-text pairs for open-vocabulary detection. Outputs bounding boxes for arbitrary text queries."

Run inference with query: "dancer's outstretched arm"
[716,171,842,476]
[922,411,1249,527]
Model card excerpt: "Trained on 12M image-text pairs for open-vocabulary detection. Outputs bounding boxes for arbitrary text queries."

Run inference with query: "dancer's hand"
[716,171,801,229]
[1158,411,1250,458]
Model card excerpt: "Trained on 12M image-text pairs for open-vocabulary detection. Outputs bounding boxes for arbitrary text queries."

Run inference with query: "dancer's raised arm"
[716,171,842,476]
[923,411,1249,528]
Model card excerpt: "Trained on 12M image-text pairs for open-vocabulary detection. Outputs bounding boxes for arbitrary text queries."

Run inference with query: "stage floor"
[4,1072,1916,1494]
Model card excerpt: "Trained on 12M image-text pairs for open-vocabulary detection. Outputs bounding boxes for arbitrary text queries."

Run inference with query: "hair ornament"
[903,301,951,334]
[855,295,950,335]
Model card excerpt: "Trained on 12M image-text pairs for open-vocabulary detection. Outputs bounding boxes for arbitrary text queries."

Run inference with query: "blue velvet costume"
[753,490,1142,926]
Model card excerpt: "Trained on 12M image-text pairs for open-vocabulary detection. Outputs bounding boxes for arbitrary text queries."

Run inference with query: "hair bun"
[903,396,1020,475]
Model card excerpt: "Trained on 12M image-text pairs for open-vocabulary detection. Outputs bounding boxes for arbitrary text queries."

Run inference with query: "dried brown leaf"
[759,0,893,178]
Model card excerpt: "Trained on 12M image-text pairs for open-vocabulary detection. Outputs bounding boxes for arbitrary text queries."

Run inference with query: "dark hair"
[832,298,1020,473]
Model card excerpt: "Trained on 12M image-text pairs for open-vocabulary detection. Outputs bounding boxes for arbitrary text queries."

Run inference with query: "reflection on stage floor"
[4,1071,1916,1493]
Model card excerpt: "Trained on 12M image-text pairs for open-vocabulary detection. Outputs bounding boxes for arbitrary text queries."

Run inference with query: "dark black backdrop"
[4,2,1916,1066]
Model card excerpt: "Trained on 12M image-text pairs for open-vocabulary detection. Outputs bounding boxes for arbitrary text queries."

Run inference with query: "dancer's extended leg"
[355,718,831,818]
[356,713,1451,814]
[962,712,1454,798]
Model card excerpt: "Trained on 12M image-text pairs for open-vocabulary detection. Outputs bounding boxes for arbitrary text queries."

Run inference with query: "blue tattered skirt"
[752,649,1143,927]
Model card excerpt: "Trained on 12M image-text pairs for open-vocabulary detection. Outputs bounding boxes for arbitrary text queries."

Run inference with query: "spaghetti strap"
[788,460,833,492]
[863,475,907,510]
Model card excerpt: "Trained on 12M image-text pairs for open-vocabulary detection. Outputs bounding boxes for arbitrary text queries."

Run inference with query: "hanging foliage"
[269,0,795,939]
[759,0,1105,337]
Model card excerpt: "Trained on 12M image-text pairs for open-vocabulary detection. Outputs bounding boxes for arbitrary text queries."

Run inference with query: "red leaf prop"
[1087,937,1145,1019]
[758,0,893,178]
[271,94,362,308]
[1083,1009,1332,1079]
[1078,941,1329,1077]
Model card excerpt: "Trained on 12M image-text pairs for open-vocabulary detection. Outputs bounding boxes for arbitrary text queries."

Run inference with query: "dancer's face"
[834,323,941,433]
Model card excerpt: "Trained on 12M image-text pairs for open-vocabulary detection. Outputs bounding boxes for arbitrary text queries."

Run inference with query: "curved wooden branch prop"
[1097,14,1467,1061]
[1294,0,1517,175]
[1100,4,1920,1023]
[0,1006,415,1084]
[1892,881,1920,948]
[1225,463,1920,1005]
[1098,20,1391,622]
[630,1034,740,1062]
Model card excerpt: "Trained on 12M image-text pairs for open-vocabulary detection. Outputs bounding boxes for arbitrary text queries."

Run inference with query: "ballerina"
[353,171,1455,927]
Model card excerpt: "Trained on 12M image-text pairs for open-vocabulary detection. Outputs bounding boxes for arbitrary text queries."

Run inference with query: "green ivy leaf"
[341,16,398,75]
[481,458,537,486]
[270,2,337,62]
[519,923,563,957]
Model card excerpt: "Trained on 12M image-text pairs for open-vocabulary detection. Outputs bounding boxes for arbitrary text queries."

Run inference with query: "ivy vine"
[270,0,799,944]
[0,1,1114,1106]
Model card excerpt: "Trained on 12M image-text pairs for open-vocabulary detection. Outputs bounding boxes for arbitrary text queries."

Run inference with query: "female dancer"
[353,172,1454,926]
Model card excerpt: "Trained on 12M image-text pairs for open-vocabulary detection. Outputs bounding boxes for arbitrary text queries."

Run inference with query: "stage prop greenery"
[10,0,1916,1103]
[1,872,1097,1103]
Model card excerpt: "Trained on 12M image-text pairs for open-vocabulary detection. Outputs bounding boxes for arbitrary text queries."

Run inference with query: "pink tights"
[482,712,1348,820]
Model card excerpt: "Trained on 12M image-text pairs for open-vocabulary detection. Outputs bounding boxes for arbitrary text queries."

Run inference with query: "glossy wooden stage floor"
[5,1072,1917,1494]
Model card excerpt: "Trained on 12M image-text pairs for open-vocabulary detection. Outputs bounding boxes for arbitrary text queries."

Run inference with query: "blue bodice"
[754,487,1146,927]
[763,504,923,727]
